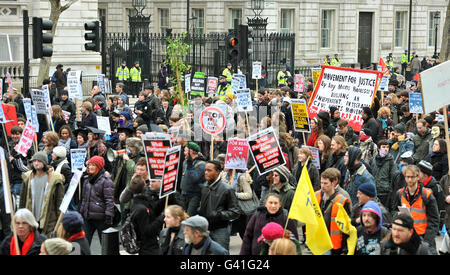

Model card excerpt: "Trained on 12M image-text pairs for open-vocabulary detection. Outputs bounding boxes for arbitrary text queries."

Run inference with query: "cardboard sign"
[31,89,50,115]
[294,74,305,92]
[67,71,83,99]
[59,170,83,213]
[97,116,111,135]
[70,148,87,173]
[291,99,311,133]
[409,93,424,114]
[308,66,382,132]
[142,132,172,180]
[301,145,321,169]
[160,145,181,199]
[247,127,286,175]
[97,74,106,94]
[311,68,322,87]
[207,77,218,94]
[168,126,180,144]
[16,121,35,157]
[200,106,226,135]
[252,62,262,80]
[235,89,253,112]
[185,74,191,93]
[225,138,249,170]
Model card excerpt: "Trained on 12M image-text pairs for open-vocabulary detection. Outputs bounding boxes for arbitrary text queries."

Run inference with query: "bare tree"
[37,0,79,85]
[440,1,450,62]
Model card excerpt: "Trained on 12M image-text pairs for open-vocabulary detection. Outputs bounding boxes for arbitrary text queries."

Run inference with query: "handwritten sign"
[379,75,389,92]
[23,98,32,122]
[160,145,181,199]
[70,148,87,173]
[225,138,249,170]
[185,74,191,93]
[31,105,39,133]
[231,76,240,94]
[252,61,262,80]
[207,77,218,94]
[168,126,180,144]
[235,89,253,112]
[104,77,112,94]
[291,99,311,133]
[59,170,83,213]
[308,66,382,132]
[409,93,424,114]
[97,116,111,135]
[97,74,106,94]
[311,68,322,87]
[294,74,305,92]
[31,89,50,115]
[16,121,36,157]
[143,132,172,180]
[67,71,83,99]
[41,85,52,108]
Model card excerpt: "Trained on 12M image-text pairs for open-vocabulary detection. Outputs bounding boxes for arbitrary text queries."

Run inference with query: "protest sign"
[236,74,247,89]
[31,89,51,114]
[420,60,450,113]
[41,85,52,108]
[207,77,218,95]
[31,105,39,133]
[379,75,389,92]
[235,89,253,112]
[168,126,180,144]
[231,75,240,94]
[63,111,71,124]
[16,121,35,157]
[23,98,32,122]
[191,73,206,95]
[97,116,111,135]
[301,145,321,169]
[406,81,417,92]
[252,61,262,80]
[200,106,226,135]
[1,104,18,136]
[104,77,112,94]
[97,74,106,94]
[294,74,305,92]
[6,72,13,94]
[311,68,322,87]
[409,93,424,114]
[247,127,286,175]
[225,138,249,170]
[67,71,83,99]
[70,148,87,172]
[160,145,181,199]
[308,66,382,132]
[143,132,172,180]
[59,170,83,213]
[0,78,3,100]
[291,99,311,133]
[185,74,191,93]
[0,147,10,213]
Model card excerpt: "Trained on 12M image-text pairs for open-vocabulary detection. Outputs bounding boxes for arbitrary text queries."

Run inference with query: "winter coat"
[325,151,347,187]
[343,160,375,207]
[317,111,336,139]
[134,98,152,122]
[240,206,298,255]
[159,225,186,255]
[369,153,398,196]
[351,198,392,228]
[69,235,91,255]
[381,233,431,255]
[362,117,380,143]
[269,181,296,211]
[19,169,65,236]
[0,231,46,255]
[389,136,414,164]
[51,157,73,189]
[439,175,450,233]
[79,111,98,129]
[184,236,229,255]
[428,152,448,182]
[180,157,206,196]
[340,126,359,147]
[376,117,393,141]
[355,201,390,255]
[199,177,241,231]
[79,170,115,221]
[292,161,320,191]
[412,129,433,163]
[359,137,378,163]
[420,176,446,214]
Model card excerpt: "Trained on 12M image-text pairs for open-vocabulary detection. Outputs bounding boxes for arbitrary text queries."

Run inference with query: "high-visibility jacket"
[116,66,130,81]
[316,191,350,250]
[277,70,291,87]
[331,58,341,67]
[323,58,331,66]
[217,83,231,101]
[386,60,394,72]
[130,67,142,82]
[222,68,232,83]
[401,54,409,64]
[398,187,433,235]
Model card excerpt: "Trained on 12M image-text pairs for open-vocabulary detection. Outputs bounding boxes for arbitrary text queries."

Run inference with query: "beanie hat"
[31,151,48,166]
[257,222,284,243]
[53,146,67,159]
[62,211,84,234]
[136,124,149,133]
[424,116,434,126]
[393,123,406,134]
[417,160,433,176]
[329,106,339,117]
[60,89,68,96]
[357,182,377,198]
[44,238,73,255]
[120,111,132,121]
[274,165,291,183]
[187,142,201,153]
[393,214,414,230]
[87,156,105,171]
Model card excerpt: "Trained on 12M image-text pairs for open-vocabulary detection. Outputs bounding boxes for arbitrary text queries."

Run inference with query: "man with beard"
[182,215,228,255]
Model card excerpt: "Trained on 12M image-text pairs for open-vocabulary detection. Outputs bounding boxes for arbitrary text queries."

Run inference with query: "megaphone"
[107,148,128,162]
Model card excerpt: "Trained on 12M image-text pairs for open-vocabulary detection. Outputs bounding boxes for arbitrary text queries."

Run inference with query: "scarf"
[379,117,387,129]
[67,231,86,242]
[10,231,35,255]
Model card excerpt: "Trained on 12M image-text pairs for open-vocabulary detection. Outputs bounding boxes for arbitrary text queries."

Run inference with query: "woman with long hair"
[159,205,189,255]
[51,105,67,134]
[307,117,324,147]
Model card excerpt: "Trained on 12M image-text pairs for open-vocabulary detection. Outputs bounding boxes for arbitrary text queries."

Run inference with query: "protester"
[269,165,296,210]
[58,90,76,130]
[428,138,448,181]
[257,222,301,255]
[57,211,91,255]
[268,237,298,255]
[292,147,320,191]
[183,215,228,255]
[359,128,378,163]
[412,119,433,163]
[316,135,332,174]
[326,135,348,186]
[159,205,189,255]
[306,117,324,147]
[336,119,358,147]
[40,238,73,255]
[51,105,67,134]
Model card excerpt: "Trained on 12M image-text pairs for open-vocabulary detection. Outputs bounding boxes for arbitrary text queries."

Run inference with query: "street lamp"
[433,12,440,59]
[132,0,147,16]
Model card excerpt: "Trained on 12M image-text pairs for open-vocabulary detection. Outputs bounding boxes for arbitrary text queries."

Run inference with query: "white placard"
[235,89,253,112]
[70,148,87,173]
[185,74,191,93]
[252,61,262,80]
[421,60,450,114]
[59,170,83,213]
[67,71,83,99]
[0,147,10,214]
[31,89,50,115]
[97,116,111,135]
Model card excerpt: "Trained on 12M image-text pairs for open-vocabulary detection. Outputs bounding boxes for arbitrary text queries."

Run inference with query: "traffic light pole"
[23,9,30,97]
[101,16,106,75]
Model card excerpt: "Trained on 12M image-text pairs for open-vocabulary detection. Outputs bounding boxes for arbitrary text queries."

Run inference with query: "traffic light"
[84,21,100,52]
[226,34,239,63]
[32,17,53,59]
[238,25,254,61]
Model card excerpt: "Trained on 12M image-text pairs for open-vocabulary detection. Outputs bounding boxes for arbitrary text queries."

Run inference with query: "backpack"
[51,71,57,83]
[120,215,140,254]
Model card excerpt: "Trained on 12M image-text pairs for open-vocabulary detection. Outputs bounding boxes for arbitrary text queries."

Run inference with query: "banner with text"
[225,138,249,170]
[16,121,36,157]
[160,145,181,199]
[143,132,172,180]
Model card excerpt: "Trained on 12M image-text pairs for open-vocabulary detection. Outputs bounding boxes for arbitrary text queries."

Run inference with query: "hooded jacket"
[317,111,336,139]
[362,107,380,143]
[79,170,115,221]
[369,152,398,195]
[355,201,390,255]
[412,129,433,163]
[326,151,347,186]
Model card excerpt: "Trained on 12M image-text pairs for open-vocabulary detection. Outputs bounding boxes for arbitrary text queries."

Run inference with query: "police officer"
[129,61,142,98]
[386,56,394,73]
[323,55,331,66]
[331,54,341,67]
[116,60,129,82]
[217,75,231,102]
[401,50,409,76]
[276,65,291,88]
[222,63,233,84]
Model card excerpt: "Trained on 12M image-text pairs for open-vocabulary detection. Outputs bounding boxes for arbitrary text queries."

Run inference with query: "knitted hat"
[357,182,377,198]
[87,156,105,171]
[187,142,201,153]
[60,89,68,96]
[136,124,148,133]
[44,238,73,255]
[417,160,433,176]
[424,116,434,126]
[31,151,48,166]
[393,214,414,230]
[53,146,67,159]
[120,112,132,121]
[62,211,84,234]
[274,165,291,183]
[257,222,284,243]
[393,123,406,134]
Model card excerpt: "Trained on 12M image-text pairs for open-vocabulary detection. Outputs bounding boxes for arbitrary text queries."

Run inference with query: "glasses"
[15,221,29,226]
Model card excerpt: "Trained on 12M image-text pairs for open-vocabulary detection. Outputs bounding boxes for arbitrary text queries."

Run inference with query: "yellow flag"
[335,202,357,255]
[288,165,333,255]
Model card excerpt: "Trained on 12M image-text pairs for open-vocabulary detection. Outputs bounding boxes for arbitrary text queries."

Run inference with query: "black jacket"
[381,232,431,255]
[325,151,347,186]
[79,111,98,129]
[0,231,46,255]
[59,98,76,128]
[159,225,186,255]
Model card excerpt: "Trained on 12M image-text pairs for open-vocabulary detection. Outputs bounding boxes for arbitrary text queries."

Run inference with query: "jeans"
[210,225,231,251]
[84,219,109,245]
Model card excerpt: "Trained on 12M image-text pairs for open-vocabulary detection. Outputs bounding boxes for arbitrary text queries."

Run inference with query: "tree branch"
[61,0,79,13]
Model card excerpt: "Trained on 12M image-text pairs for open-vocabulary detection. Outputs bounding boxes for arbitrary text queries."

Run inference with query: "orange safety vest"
[316,192,349,250]
[398,187,432,235]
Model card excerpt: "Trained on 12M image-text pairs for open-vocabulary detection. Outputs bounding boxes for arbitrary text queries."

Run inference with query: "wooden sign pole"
[443,106,450,175]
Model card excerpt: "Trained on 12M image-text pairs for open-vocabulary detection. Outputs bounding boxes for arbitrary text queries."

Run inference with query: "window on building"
[428,11,440,47]
[192,8,204,35]
[160,9,169,34]
[394,11,406,48]
[230,9,242,29]
[280,9,293,34]
[321,10,333,48]
[0,34,24,62]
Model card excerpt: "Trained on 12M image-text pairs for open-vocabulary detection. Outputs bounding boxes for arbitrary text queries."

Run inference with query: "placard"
[291,99,311,133]
[235,89,253,112]
[294,74,305,92]
[6,72,13,94]
[16,121,36,157]
[31,89,50,115]
[379,75,389,92]
[420,60,450,113]
[104,77,112,94]
[247,127,286,175]
[97,74,106,94]
[31,105,39,133]
[252,61,262,80]
[0,78,3,100]
[160,145,181,199]
[70,148,87,173]
[23,98,32,122]
[200,106,226,135]
[231,75,240,94]
[308,66,382,132]
[63,111,71,124]
[236,74,247,89]
[59,170,83,213]
[142,132,172,180]
[406,81,417,92]
[97,116,111,135]
[185,74,191,93]
[207,77,218,94]
[41,84,52,108]
[311,68,322,87]
[409,92,424,114]
[301,145,321,169]
[168,126,180,144]
[225,138,249,170]
[191,74,205,94]
[67,71,83,99]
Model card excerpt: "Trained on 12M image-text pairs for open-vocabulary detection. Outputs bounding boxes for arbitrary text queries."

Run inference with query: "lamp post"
[433,12,441,59]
